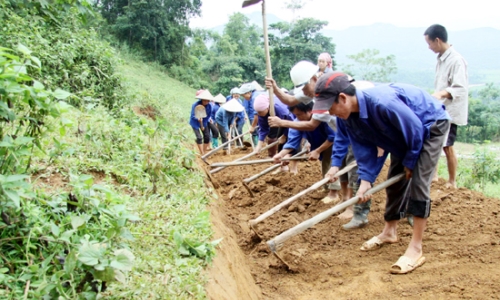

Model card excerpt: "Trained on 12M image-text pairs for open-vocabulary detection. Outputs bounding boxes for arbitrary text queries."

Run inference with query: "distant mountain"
[207,14,500,88]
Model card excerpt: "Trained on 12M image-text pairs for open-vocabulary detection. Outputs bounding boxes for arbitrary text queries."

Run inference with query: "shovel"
[266,173,405,268]
[242,0,275,116]
[194,105,207,131]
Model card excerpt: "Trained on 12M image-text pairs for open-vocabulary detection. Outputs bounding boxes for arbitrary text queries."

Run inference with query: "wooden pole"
[262,0,275,116]
[202,128,256,160]
[266,173,405,252]
[210,156,308,168]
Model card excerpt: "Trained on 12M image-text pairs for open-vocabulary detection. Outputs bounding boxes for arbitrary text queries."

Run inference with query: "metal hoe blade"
[242,0,262,8]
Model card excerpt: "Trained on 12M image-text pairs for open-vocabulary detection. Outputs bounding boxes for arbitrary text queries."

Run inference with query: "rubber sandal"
[390,255,426,274]
[360,236,397,251]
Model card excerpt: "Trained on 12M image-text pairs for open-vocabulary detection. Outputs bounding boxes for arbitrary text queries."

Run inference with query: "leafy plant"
[462,144,500,190]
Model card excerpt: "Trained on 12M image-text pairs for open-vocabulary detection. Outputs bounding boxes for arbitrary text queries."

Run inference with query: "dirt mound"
[205,148,500,299]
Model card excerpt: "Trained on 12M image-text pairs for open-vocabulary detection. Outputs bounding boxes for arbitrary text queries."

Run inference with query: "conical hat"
[252,81,265,91]
[196,90,214,101]
[222,99,244,113]
[214,93,227,104]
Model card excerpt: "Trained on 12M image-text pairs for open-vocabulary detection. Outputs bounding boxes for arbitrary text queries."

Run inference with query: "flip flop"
[390,255,426,274]
[360,236,397,251]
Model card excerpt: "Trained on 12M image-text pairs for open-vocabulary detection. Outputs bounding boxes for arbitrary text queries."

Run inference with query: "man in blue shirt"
[273,102,340,201]
[314,72,450,274]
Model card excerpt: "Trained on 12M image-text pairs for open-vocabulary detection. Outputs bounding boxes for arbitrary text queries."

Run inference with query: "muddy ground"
[203,147,500,300]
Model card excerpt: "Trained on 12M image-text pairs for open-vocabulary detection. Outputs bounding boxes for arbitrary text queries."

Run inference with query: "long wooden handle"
[243,109,256,151]
[262,0,274,117]
[210,137,281,174]
[202,128,256,160]
[243,149,308,184]
[266,173,405,252]
[249,161,358,226]
[210,156,308,168]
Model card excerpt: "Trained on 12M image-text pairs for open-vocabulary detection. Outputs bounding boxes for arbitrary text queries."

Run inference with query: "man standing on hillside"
[424,24,468,189]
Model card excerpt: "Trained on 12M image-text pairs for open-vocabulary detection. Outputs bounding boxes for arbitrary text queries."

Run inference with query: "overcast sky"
[190,0,500,31]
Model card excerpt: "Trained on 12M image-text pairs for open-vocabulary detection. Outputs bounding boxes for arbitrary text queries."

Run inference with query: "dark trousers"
[193,126,210,144]
[384,120,450,221]
[208,122,219,139]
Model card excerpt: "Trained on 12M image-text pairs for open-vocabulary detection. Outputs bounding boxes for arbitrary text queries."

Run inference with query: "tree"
[96,0,201,66]
[342,49,397,82]
[269,18,336,87]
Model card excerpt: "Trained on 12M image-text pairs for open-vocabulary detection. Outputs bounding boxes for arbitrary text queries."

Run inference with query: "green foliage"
[458,84,500,143]
[460,144,500,191]
[342,48,397,82]
[269,18,336,87]
[96,0,201,67]
[1,1,124,109]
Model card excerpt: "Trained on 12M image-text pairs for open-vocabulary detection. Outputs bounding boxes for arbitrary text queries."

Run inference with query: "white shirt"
[434,46,469,125]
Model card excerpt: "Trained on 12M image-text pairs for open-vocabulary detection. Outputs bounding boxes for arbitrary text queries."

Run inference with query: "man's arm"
[433,58,468,101]
[268,117,320,131]
[309,140,333,160]
[265,78,300,106]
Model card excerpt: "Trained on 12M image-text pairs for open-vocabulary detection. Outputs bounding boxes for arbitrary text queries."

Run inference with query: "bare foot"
[432,175,439,182]
[444,181,457,189]
[338,206,354,219]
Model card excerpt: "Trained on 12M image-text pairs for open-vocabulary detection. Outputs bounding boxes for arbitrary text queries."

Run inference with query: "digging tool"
[266,173,405,257]
[248,161,357,230]
[202,128,257,161]
[242,0,275,116]
[210,137,281,174]
[194,105,207,130]
[242,149,308,197]
[210,156,308,168]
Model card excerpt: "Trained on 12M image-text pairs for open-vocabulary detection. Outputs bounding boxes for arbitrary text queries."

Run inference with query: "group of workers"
[189,24,468,275]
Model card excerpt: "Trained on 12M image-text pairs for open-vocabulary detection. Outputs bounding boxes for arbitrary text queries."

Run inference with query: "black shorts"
[445,124,457,147]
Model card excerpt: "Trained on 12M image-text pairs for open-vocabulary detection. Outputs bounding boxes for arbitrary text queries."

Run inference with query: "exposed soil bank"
[205,148,500,299]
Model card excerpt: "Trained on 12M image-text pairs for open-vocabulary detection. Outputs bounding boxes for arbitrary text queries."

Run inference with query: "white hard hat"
[290,61,319,96]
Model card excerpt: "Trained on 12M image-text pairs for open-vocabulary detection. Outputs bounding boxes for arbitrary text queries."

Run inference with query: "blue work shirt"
[189,100,212,130]
[210,102,221,122]
[215,107,236,134]
[235,99,246,126]
[284,120,335,160]
[257,98,295,141]
[332,83,450,183]
[242,90,265,123]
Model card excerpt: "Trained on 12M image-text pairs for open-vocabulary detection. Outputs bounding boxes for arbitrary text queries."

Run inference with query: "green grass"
[30,50,217,298]
[436,143,500,198]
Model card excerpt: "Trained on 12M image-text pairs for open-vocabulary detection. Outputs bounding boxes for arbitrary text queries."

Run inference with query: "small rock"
[297,205,306,213]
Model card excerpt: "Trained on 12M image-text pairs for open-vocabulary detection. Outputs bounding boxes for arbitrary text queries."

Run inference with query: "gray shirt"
[434,46,469,125]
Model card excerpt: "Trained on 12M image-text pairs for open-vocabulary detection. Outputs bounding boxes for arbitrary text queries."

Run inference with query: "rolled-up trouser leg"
[193,128,203,144]
[321,146,341,191]
[408,119,450,218]
[384,154,411,221]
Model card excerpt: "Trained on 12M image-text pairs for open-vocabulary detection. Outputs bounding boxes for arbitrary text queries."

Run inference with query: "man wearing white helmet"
[265,61,372,224]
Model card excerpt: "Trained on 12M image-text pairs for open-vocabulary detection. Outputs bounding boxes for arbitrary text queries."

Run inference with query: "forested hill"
[211,12,500,88]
